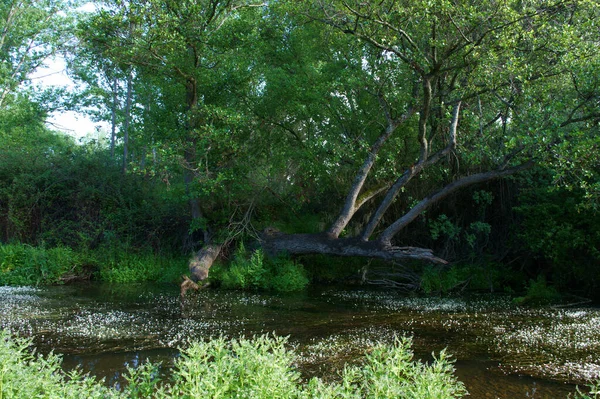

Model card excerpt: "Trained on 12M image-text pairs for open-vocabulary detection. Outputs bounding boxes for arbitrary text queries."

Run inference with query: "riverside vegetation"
[0,330,470,399]
[1,329,598,399]
[2,0,600,396]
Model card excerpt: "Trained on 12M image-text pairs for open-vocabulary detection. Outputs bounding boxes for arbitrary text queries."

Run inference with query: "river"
[1,283,598,398]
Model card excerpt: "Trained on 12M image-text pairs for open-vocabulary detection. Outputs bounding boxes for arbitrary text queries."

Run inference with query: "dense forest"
[1,0,599,300]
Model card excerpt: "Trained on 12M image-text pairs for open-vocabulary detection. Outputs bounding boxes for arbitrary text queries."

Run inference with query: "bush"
[0,243,83,286]
[0,330,116,398]
[308,336,467,399]
[215,244,309,292]
[0,330,468,399]
[513,275,561,306]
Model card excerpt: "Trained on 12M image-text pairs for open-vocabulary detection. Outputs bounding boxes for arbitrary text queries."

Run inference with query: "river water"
[1,283,599,398]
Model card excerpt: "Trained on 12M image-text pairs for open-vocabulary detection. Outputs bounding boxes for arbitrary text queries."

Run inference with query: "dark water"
[1,283,598,398]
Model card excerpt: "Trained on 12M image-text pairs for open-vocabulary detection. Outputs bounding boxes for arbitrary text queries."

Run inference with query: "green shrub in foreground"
[0,330,116,398]
[3,328,598,399]
[1,329,468,399]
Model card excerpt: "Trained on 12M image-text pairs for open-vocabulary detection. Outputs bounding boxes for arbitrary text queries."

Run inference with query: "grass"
[0,243,188,286]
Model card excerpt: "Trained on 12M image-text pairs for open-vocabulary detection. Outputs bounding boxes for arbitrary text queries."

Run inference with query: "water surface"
[1,284,598,398]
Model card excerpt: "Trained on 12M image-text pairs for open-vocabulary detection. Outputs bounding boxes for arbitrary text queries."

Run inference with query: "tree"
[76,0,271,280]
[258,0,599,265]
[0,0,74,117]
[72,0,600,283]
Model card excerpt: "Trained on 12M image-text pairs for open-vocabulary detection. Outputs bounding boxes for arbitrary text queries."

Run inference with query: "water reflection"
[1,283,598,398]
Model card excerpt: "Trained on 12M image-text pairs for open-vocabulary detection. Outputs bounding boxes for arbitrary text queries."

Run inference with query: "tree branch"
[377,161,533,246]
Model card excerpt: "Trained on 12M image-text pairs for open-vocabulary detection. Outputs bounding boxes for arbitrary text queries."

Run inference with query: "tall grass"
[0,243,188,286]
[95,250,187,284]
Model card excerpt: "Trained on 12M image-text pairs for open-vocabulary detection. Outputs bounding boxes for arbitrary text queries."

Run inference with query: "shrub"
[0,244,82,286]
[0,330,117,398]
[217,244,308,292]
[167,335,302,398]
[308,336,467,399]
[513,275,561,306]
[0,330,468,399]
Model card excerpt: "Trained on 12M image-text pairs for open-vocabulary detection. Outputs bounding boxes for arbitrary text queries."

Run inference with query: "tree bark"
[189,243,222,281]
[361,102,461,240]
[122,69,132,173]
[261,229,446,264]
[110,73,118,158]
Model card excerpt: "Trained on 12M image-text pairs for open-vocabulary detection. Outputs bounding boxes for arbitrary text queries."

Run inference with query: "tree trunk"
[110,73,118,158]
[122,69,133,174]
[189,243,222,281]
[261,229,446,264]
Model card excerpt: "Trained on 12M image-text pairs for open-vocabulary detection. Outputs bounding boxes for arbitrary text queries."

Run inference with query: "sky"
[27,2,108,142]
[31,56,108,141]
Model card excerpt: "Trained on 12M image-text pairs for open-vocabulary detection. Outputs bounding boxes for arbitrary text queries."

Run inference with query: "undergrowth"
[0,243,187,285]
[0,244,83,285]
[210,243,309,292]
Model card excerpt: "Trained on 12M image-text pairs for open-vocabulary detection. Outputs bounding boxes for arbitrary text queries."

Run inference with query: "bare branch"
[361,102,461,240]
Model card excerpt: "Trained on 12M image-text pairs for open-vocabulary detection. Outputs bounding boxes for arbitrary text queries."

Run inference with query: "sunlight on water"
[0,284,598,397]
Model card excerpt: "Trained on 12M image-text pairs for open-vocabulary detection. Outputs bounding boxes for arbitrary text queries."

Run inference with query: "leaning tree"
[256,0,599,269]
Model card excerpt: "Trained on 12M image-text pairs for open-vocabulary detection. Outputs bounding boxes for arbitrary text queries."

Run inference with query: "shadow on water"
[1,283,598,398]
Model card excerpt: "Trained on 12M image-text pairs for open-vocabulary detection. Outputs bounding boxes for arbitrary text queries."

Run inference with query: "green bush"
[0,330,116,398]
[308,336,467,399]
[0,243,82,286]
[216,244,309,292]
[513,275,561,306]
[0,330,468,399]
[168,335,302,398]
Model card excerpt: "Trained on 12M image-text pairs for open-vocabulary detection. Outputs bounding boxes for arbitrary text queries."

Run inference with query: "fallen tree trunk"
[260,229,447,264]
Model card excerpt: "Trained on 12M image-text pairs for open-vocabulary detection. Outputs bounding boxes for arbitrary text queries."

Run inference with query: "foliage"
[513,275,561,306]
[515,174,600,297]
[0,128,189,255]
[420,262,523,294]
[300,254,365,283]
[0,243,187,286]
[310,336,467,399]
[575,381,600,399]
[0,330,116,398]
[96,251,187,284]
[0,330,468,399]
[0,243,82,286]
[213,244,309,292]
[168,335,302,398]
